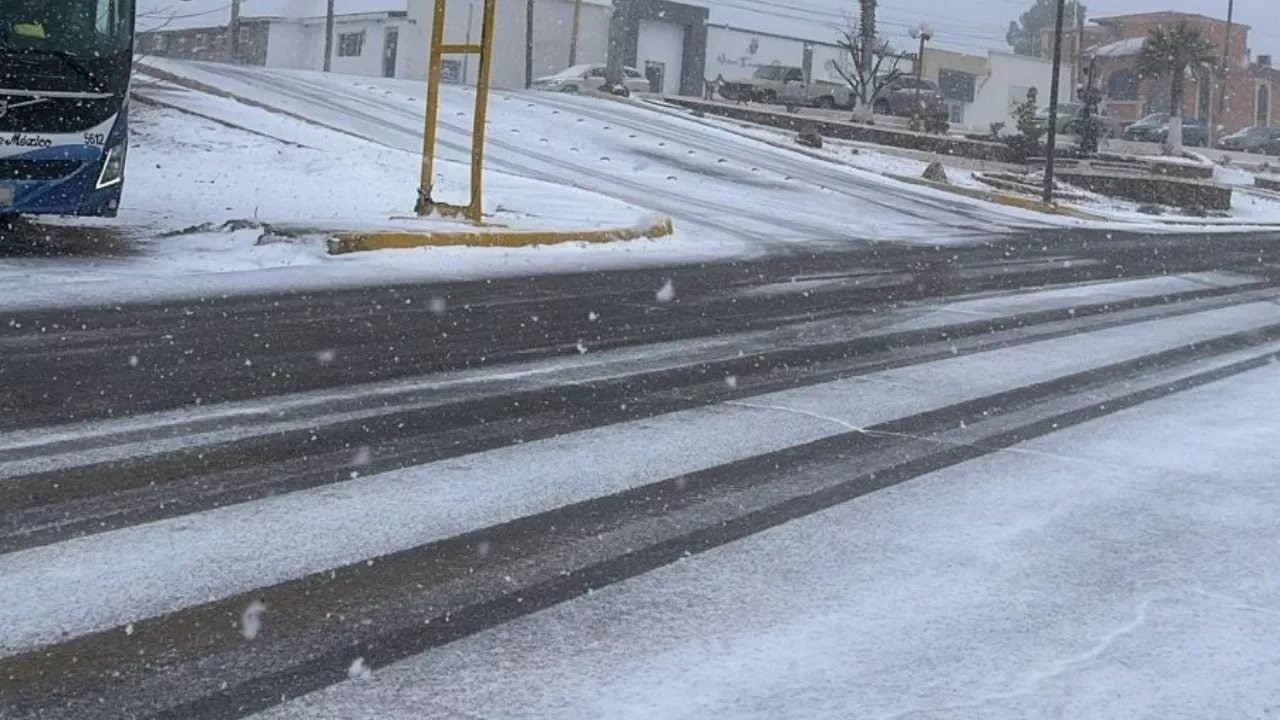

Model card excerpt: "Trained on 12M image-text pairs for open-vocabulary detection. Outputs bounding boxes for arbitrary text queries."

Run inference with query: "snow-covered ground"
[0,57,1067,309]
[4,286,1278,654]
[0,91,733,309]
[253,359,1280,720]
[133,58,1058,240]
[4,58,1275,309]
[655,99,1280,227]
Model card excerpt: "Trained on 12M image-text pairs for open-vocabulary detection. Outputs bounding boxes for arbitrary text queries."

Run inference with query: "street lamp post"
[909,24,934,112]
[1043,0,1067,204]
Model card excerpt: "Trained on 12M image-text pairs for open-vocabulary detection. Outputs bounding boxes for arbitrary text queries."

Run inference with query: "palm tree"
[1136,22,1217,155]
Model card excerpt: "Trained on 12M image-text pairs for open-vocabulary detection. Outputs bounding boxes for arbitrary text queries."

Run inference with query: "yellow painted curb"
[328,217,675,254]
[988,192,1105,220]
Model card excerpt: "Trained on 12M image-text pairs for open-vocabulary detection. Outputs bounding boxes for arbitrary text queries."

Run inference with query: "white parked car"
[531,64,651,95]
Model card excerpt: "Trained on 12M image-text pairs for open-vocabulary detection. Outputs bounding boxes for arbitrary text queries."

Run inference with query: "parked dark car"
[1033,102,1122,138]
[1122,113,1208,146]
[872,76,944,117]
[1216,126,1280,155]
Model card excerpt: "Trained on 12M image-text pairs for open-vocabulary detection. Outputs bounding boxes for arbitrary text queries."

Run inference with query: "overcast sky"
[138,0,1278,58]
[707,0,1276,59]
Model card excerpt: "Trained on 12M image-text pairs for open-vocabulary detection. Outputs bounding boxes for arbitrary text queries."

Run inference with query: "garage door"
[636,20,685,95]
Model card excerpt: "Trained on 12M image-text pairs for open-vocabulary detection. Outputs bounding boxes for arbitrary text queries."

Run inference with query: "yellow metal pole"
[467,0,497,223]
[416,0,449,216]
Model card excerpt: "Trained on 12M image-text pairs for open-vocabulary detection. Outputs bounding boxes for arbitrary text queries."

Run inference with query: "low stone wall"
[1256,175,1280,192]
[662,97,1015,163]
[1144,159,1215,180]
[1057,171,1232,210]
[1032,154,1215,180]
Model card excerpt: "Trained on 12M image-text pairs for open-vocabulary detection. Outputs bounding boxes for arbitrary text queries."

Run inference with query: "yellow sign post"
[415,0,497,224]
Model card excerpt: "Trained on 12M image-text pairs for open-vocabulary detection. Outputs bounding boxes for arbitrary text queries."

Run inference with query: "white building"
[919,47,1074,131]
[139,0,1067,122]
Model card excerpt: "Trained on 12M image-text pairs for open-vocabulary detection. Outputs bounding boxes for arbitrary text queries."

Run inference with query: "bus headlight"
[96,142,126,189]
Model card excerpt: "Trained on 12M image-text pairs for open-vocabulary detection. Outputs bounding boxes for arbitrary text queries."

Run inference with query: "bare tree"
[831,24,906,122]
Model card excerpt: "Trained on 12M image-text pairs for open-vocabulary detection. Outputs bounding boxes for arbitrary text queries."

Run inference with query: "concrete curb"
[882,173,1106,220]
[327,216,675,254]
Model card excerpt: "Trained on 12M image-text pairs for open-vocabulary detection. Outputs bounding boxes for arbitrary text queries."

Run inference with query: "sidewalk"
[132,66,675,254]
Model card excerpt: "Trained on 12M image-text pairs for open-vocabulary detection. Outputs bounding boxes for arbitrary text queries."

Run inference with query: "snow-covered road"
[6,262,1280,718]
[254,361,1280,720]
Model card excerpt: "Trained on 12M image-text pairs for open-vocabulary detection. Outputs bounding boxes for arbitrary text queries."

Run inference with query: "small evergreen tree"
[1006,87,1043,162]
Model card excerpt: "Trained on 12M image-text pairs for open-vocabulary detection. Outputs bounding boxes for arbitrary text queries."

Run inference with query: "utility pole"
[1075,3,1084,85]
[860,0,876,92]
[227,0,241,63]
[525,0,535,88]
[915,32,926,81]
[569,0,583,67]
[1215,0,1235,144]
[605,0,627,92]
[1043,0,1067,204]
[322,0,335,72]
[910,24,933,107]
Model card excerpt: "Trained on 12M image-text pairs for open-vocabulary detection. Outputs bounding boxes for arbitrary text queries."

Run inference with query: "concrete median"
[327,216,675,254]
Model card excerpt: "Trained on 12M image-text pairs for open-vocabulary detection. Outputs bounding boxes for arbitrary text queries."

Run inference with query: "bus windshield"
[0,0,134,56]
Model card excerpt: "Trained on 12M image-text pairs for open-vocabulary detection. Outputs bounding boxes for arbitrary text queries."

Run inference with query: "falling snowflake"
[477,539,493,558]
[428,297,447,316]
[241,600,267,640]
[351,446,373,467]
[576,341,588,354]
[316,349,337,364]
[127,355,139,368]
[656,279,676,303]
[348,657,372,680]
[725,375,738,388]
[588,311,599,321]
[125,623,134,636]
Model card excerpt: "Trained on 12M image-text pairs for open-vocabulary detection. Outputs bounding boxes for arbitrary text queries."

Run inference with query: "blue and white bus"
[1,0,134,219]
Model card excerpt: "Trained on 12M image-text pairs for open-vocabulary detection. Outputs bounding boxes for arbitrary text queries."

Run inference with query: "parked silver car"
[748,65,854,109]
[532,64,651,95]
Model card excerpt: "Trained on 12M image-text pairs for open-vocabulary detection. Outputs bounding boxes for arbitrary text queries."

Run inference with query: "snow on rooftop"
[1090,37,1146,58]
[137,0,407,32]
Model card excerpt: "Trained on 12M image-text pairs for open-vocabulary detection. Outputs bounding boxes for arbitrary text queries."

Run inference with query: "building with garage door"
[138,0,863,97]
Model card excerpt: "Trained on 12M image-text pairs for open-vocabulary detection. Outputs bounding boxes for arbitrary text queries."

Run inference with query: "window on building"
[1106,70,1139,101]
[338,31,366,58]
[938,69,976,104]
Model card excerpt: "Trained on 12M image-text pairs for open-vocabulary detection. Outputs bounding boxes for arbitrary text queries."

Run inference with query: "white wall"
[971,52,1075,130]
[529,0,610,80]
[402,0,614,88]
[402,0,529,88]
[811,43,849,84]
[636,19,685,94]
[706,26,801,83]
[265,16,410,78]
[706,26,844,85]
[264,21,308,69]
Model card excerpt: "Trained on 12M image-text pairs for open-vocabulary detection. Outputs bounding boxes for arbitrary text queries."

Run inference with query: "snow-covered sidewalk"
[253,361,1280,720]
[0,98,731,310]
